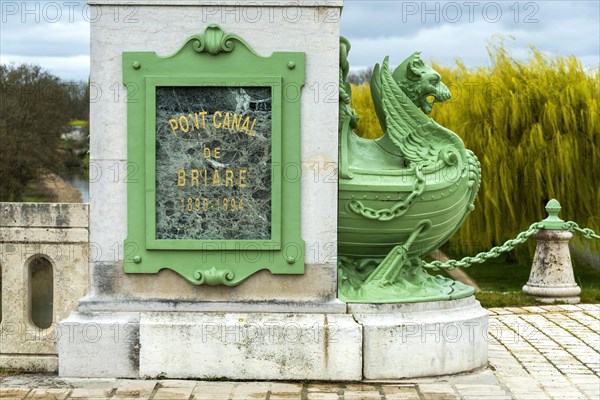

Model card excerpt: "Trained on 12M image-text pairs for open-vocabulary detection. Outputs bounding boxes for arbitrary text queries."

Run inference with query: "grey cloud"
[0,0,597,80]
[342,0,599,70]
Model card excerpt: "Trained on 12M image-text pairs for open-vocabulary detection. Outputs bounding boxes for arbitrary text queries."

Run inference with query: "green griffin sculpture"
[338,37,482,303]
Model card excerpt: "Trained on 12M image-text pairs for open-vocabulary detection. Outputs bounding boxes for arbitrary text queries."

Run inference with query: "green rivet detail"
[132,61,141,69]
[287,61,295,69]
[286,256,296,265]
[133,256,142,263]
[542,198,565,230]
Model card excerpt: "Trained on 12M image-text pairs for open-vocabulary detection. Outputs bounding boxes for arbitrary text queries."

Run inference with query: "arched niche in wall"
[28,256,54,329]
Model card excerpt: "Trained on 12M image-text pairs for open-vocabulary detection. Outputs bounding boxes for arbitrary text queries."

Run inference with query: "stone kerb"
[0,202,89,372]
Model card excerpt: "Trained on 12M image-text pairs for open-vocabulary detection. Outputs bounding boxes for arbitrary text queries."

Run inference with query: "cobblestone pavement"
[1,304,598,400]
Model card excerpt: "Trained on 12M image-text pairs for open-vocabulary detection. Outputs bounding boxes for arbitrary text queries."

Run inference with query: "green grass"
[475,291,538,308]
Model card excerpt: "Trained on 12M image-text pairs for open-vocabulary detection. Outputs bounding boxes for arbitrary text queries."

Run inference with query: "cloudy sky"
[0,0,598,81]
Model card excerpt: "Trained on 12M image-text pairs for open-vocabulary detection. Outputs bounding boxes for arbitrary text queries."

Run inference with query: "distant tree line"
[64,80,90,122]
[347,66,373,85]
[0,64,89,201]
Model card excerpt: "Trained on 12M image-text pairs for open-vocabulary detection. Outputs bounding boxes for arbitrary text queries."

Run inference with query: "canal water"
[63,168,89,202]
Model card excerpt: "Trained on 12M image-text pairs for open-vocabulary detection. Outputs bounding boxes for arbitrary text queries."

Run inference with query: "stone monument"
[58,0,487,380]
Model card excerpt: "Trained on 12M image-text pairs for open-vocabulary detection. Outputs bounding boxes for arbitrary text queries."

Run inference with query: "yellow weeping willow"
[350,45,599,258]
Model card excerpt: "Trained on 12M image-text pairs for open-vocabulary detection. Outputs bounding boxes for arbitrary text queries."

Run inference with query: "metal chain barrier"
[421,222,543,270]
[422,220,599,270]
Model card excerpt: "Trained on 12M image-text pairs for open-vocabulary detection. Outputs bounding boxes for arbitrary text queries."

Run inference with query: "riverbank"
[25,172,83,203]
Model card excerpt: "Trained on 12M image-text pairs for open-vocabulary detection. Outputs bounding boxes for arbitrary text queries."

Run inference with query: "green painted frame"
[122,25,305,286]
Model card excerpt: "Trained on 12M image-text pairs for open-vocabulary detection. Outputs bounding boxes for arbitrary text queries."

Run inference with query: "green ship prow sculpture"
[338,38,482,303]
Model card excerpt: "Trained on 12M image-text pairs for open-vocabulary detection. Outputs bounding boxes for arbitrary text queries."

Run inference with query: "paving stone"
[342,391,381,399]
[522,306,548,313]
[416,394,458,400]
[0,388,31,399]
[69,388,113,399]
[504,307,528,314]
[488,308,513,315]
[158,380,196,388]
[557,305,583,312]
[269,383,303,395]
[61,379,117,390]
[577,304,600,312]
[381,385,418,395]
[114,380,157,398]
[113,389,150,398]
[416,384,455,394]
[306,384,340,393]
[191,382,235,399]
[25,389,70,399]
[67,397,111,400]
[342,384,379,391]
[306,393,339,400]
[539,305,566,312]
[384,394,420,400]
[112,396,149,400]
[153,387,193,400]
[230,381,271,399]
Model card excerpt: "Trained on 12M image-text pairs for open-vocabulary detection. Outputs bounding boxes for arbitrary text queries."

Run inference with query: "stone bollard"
[523,199,581,304]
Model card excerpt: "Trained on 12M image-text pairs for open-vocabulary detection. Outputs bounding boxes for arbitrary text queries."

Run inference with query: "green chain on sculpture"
[422,222,543,270]
[348,165,426,221]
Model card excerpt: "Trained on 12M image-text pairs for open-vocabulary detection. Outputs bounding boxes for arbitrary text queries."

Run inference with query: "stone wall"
[0,203,89,372]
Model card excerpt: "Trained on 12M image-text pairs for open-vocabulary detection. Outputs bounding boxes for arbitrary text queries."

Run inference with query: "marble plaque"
[155,86,272,240]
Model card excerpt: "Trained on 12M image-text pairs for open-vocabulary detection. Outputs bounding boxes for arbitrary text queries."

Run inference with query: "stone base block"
[0,354,57,372]
[140,313,362,380]
[522,284,581,304]
[58,297,489,380]
[58,311,362,380]
[58,312,140,378]
[351,297,488,379]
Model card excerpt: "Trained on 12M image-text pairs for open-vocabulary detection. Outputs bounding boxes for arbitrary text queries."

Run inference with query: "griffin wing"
[377,57,441,165]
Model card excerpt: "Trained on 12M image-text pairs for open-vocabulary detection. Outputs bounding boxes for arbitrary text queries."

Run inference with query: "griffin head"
[391,52,451,114]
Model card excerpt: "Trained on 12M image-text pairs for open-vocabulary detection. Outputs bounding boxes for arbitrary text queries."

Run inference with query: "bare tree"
[0,64,70,201]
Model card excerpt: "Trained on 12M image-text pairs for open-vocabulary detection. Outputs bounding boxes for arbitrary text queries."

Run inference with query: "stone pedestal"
[351,297,488,379]
[81,0,341,308]
[60,0,350,379]
[57,0,489,380]
[523,230,581,304]
[59,297,487,380]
